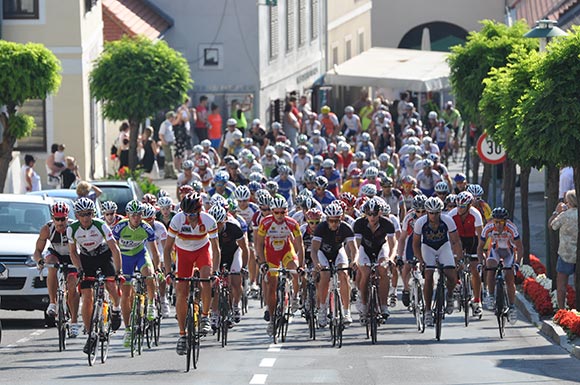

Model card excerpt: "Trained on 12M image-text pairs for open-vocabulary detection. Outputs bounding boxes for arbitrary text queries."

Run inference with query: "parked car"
[27,189,101,217]
[90,179,144,215]
[0,194,55,315]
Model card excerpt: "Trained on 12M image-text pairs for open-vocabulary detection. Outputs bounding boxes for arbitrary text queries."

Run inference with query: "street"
[1,294,579,385]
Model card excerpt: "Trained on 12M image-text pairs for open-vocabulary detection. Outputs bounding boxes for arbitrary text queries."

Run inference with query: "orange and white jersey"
[257,215,301,254]
[168,211,218,251]
[480,220,520,250]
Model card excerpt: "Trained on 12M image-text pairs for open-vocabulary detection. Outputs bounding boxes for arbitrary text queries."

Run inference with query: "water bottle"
[103,301,109,323]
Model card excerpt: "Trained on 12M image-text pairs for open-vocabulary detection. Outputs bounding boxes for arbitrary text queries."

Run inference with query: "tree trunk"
[128,120,140,171]
[503,158,516,219]
[575,166,580,310]
[520,165,531,265]
[481,163,491,202]
[547,164,560,284]
[471,150,480,184]
[0,109,17,193]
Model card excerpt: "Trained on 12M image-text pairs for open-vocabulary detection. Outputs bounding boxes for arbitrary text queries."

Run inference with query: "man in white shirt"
[159,111,177,179]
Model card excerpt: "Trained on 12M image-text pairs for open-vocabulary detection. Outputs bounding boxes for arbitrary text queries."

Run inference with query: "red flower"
[523,277,554,316]
[515,269,525,285]
[553,309,580,338]
[567,285,576,310]
[529,254,547,275]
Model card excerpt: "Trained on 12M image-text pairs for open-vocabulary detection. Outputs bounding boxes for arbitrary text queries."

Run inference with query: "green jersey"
[112,219,155,257]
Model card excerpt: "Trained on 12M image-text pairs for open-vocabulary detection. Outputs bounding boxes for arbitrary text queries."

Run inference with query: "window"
[345,39,352,61]
[298,0,306,47]
[310,0,319,41]
[15,99,46,152]
[358,31,365,54]
[269,4,279,60]
[286,0,295,52]
[3,0,39,19]
[85,0,98,13]
[332,46,338,67]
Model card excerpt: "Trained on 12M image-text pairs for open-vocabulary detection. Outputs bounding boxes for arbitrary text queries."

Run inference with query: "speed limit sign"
[477,133,506,165]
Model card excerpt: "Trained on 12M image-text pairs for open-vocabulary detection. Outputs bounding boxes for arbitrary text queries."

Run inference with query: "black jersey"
[301,224,314,265]
[218,221,244,265]
[313,221,355,261]
[353,216,395,258]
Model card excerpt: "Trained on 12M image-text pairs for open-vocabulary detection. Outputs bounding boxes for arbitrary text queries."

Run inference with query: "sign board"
[477,133,506,165]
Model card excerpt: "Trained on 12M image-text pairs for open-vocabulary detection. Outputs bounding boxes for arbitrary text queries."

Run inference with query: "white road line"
[259,358,276,368]
[30,329,46,336]
[382,355,432,359]
[16,338,30,344]
[267,343,281,352]
[249,374,268,384]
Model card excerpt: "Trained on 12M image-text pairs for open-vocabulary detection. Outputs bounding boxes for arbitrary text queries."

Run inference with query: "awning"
[324,47,450,92]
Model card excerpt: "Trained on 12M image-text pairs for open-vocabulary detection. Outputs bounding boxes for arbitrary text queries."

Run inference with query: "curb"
[515,291,580,359]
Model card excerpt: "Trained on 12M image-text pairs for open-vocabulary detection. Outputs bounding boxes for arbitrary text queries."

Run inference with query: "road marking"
[267,343,281,352]
[16,338,30,344]
[249,374,268,384]
[382,355,432,359]
[259,358,276,367]
[30,329,46,336]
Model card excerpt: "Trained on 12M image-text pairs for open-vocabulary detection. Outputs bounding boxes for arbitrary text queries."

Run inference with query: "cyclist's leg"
[121,254,138,327]
[356,247,371,305]
[230,249,243,307]
[65,272,80,324]
[401,236,414,293]
[282,251,300,302]
[195,253,213,317]
[265,251,281,322]
[421,245,437,311]
[438,243,457,293]
[175,247,196,334]
[79,253,99,330]
[44,253,59,306]
[316,251,331,308]
[503,254,516,304]
[486,250,499,298]
[335,249,350,311]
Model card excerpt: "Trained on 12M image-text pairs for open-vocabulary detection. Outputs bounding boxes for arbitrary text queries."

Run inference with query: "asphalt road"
[1,293,579,385]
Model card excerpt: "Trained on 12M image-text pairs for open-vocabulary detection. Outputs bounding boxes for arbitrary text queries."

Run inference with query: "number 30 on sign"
[477,133,506,165]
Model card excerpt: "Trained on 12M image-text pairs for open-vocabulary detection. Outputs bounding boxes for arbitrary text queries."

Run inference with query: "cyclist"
[412,197,464,327]
[353,197,397,322]
[155,196,177,230]
[467,184,492,222]
[400,175,421,212]
[312,176,336,209]
[379,176,405,221]
[453,173,468,194]
[67,198,122,353]
[434,181,450,201]
[311,203,357,327]
[341,168,363,197]
[448,191,484,316]
[255,196,305,336]
[478,207,523,324]
[163,192,221,355]
[208,205,249,324]
[34,202,80,337]
[235,185,260,296]
[113,200,161,347]
[416,159,442,197]
[101,201,123,228]
[319,159,341,198]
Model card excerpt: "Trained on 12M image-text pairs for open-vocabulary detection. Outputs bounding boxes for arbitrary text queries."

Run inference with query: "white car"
[0,194,58,314]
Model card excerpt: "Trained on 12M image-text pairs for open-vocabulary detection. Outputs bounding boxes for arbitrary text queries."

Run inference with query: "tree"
[0,41,62,192]
[90,36,192,170]
[516,27,580,308]
[448,20,538,213]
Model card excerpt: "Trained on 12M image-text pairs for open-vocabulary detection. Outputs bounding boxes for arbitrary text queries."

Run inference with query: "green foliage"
[448,20,538,126]
[7,113,35,139]
[90,36,192,124]
[106,166,159,195]
[0,41,62,106]
[517,27,580,167]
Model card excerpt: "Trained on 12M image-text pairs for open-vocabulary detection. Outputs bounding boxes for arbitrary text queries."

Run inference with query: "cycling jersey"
[448,207,483,238]
[312,189,337,209]
[380,189,403,217]
[167,212,218,251]
[312,221,355,261]
[300,223,314,265]
[112,219,156,256]
[260,155,279,178]
[155,210,177,230]
[45,219,73,256]
[238,203,259,231]
[474,200,492,222]
[413,214,457,250]
[274,175,296,206]
[319,169,341,197]
[341,179,361,197]
[218,221,245,270]
[353,216,395,259]
[67,219,113,256]
[416,170,442,196]
[480,220,520,250]
[147,220,167,258]
[207,186,234,200]
[356,142,375,161]
[257,215,301,257]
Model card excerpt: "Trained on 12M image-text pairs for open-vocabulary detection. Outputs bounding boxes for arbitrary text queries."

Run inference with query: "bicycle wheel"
[273,283,284,344]
[192,305,201,369]
[329,291,336,346]
[100,321,111,363]
[435,282,444,341]
[87,304,99,366]
[335,290,343,348]
[186,301,194,372]
[414,281,426,334]
[153,295,161,346]
[462,273,470,327]
[308,283,317,340]
[57,291,67,352]
[496,280,506,339]
[369,285,378,344]
[130,298,140,358]
[220,290,229,348]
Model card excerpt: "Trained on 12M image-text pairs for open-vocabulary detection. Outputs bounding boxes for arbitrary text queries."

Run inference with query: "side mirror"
[0,263,7,280]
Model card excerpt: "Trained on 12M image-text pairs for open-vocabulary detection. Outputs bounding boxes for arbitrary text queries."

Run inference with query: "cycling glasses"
[53,217,67,222]
[307,220,320,225]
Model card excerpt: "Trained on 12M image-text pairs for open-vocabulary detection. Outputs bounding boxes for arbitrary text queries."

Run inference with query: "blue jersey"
[207,187,234,200]
[312,189,336,209]
[318,169,341,190]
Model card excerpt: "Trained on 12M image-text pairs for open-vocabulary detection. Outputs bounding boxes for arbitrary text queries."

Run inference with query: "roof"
[102,0,173,41]
[510,0,576,25]
[324,47,450,92]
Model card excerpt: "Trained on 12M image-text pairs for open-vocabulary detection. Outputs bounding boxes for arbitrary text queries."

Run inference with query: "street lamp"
[524,19,567,278]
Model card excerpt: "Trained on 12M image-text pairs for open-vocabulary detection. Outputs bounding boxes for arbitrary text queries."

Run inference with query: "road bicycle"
[125,272,155,357]
[176,273,213,372]
[83,270,120,366]
[492,259,513,339]
[214,266,238,348]
[321,265,350,348]
[268,267,296,344]
[366,262,385,345]
[41,260,76,351]
[409,258,425,333]
[457,254,481,327]
[301,266,318,340]
[241,268,249,316]
[432,261,447,341]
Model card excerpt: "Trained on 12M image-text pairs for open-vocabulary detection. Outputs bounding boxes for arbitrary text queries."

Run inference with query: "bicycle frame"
[492,260,512,339]
[366,262,384,344]
[322,264,350,348]
[409,259,425,333]
[42,262,75,351]
[267,267,297,344]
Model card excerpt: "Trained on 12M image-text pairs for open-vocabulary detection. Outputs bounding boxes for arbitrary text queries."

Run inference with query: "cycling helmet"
[369,160,380,169]
[454,173,467,182]
[126,200,143,215]
[195,157,209,168]
[339,192,356,207]
[179,184,194,196]
[180,192,203,213]
[380,201,391,216]
[201,139,212,148]
[51,201,69,217]
[249,172,263,183]
[422,136,433,145]
[256,190,273,207]
[74,197,95,213]
[334,199,348,212]
[322,159,335,169]
[182,160,194,170]
[321,105,331,114]
[142,203,156,219]
[215,171,230,183]
[232,131,243,140]
[428,111,438,120]
[264,146,275,156]
[445,194,457,206]
[270,196,288,210]
[424,197,444,213]
[361,132,370,142]
[492,207,509,220]
[355,196,368,210]
[157,196,173,208]
[251,118,261,127]
[210,194,228,210]
[380,176,394,187]
[315,176,328,189]
[412,194,428,210]
[101,201,117,213]
[248,181,262,192]
[305,208,323,221]
[208,204,227,223]
[362,197,381,214]
[278,165,291,175]
[349,168,362,178]
[378,153,390,163]
[157,189,169,198]
[271,122,282,130]
[401,175,417,186]
[466,184,484,198]
[325,203,343,218]
[338,142,350,152]
[364,167,379,179]
[294,194,305,207]
[298,134,308,143]
[298,188,313,198]
[360,184,377,197]
[265,181,279,192]
[354,151,366,160]
[234,185,251,201]
[434,181,450,194]
[344,105,355,114]
[227,118,237,126]
[227,198,239,213]
[304,169,317,183]
[193,145,204,154]
[428,153,440,162]
[142,193,157,205]
[313,155,324,165]
[190,180,203,193]
[456,191,474,206]
[300,197,314,210]
[422,159,434,168]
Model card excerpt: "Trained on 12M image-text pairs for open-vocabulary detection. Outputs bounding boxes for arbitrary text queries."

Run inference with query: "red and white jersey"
[480,220,520,250]
[257,216,301,254]
[449,207,483,238]
[168,212,218,251]
[401,210,422,236]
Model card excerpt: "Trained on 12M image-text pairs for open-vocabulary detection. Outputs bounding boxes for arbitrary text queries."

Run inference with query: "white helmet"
[234,185,251,201]
[270,196,288,210]
[201,139,212,147]
[208,205,227,223]
[252,118,261,127]
[271,121,282,130]
[210,194,228,209]
[249,172,264,182]
[378,153,390,162]
[142,203,156,219]
[428,111,438,120]
[265,146,275,155]
[338,142,350,152]
[232,131,243,140]
[467,184,484,198]
[424,197,444,213]
[227,118,237,126]
[361,184,377,197]
[322,159,335,169]
[434,181,449,194]
[364,166,379,179]
[361,132,370,141]
[325,203,343,218]
[158,196,173,208]
[344,105,355,113]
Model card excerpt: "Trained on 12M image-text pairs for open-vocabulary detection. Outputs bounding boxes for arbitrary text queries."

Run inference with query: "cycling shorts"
[437,141,447,150]
[121,250,153,281]
[460,236,478,256]
[265,248,298,276]
[80,248,115,289]
[422,242,455,269]
[43,250,77,275]
[221,248,243,273]
[175,243,212,278]
[357,244,388,266]
[487,248,514,268]
[405,236,414,262]
[317,248,348,267]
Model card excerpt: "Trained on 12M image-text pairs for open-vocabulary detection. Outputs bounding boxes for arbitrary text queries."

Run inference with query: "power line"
[190,0,229,65]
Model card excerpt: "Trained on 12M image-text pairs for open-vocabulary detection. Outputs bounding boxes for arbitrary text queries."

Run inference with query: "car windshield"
[97,186,134,213]
[0,202,50,233]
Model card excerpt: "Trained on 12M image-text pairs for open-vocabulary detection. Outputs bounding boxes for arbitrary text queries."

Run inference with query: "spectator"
[549,189,577,309]
[138,126,159,174]
[46,143,65,187]
[195,95,209,142]
[231,95,253,135]
[159,111,177,179]
[283,102,300,148]
[117,122,130,170]
[21,154,41,193]
[61,156,81,189]
[207,103,223,149]
[559,167,574,200]
[76,180,102,202]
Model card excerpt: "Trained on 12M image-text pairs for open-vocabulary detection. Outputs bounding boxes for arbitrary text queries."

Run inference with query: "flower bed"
[553,309,580,339]
[529,254,546,275]
[523,277,555,316]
